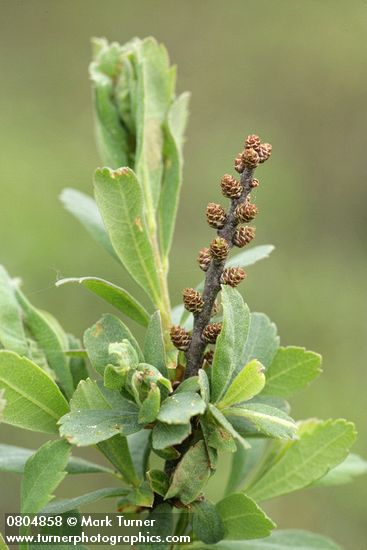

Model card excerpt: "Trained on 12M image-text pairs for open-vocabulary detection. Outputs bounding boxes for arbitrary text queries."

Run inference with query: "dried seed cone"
[242,148,260,168]
[202,323,222,343]
[210,237,230,260]
[233,226,256,247]
[258,143,272,163]
[221,267,247,287]
[234,153,245,174]
[221,174,242,198]
[206,202,226,229]
[170,326,191,351]
[245,134,261,151]
[197,247,211,272]
[183,288,204,313]
[235,201,258,223]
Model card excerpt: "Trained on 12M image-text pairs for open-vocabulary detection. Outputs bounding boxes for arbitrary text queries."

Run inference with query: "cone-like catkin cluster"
[183,288,204,314]
[173,135,272,379]
[170,326,191,351]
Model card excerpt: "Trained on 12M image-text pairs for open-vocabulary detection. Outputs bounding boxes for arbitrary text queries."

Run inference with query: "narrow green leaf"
[313,453,367,487]
[16,290,74,398]
[158,392,206,425]
[138,502,173,550]
[21,440,71,514]
[94,167,161,302]
[242,312,279,369]
[152,422,191,450]
[0,351,69,434]
[56,277,149,327]
[84,313,143,375]
[0,266,29,356]
[67,333,89,388]
[0,390,5,423]
[226,245,275,269]
[0,444,114,475]
[198,369,210,404]
[43,487,126,514]
[144,311,167,375]
[127,430,151,480]
[209,404,250,449]
[98,434,140,486]
[189,529,343,549]
[200,412,237,454]
[60,188,118,260]
[192,499,225,544]
[218,360,265,408]
[247,419,357,501]
[165,440,211,504]
[226,439,267,495]
[217,493,275,540]
[223,404,297,439]
[147,469,170,497]
[158,92,190,258]
[139,385,161,423]
[211,287,250,402]
[117,481,154,508]
[262,346,322,397]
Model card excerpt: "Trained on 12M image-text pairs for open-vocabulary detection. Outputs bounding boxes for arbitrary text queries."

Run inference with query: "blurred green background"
[1,0,366,547]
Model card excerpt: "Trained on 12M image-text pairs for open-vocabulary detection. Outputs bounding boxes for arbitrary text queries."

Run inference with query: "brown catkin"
[258,143,272,163]
[233,226,256,247]
[202,323,222,343]
[234,153,245,174]
[245,134,261,151]
[221,174,242,198]
[197,247,211,271]
[210,237,230,260]
[221,267,247,287]
[235,201,258,223]
[242,148,260,168]
[206,203,226,229]
[170,326,191,351]
[183,288,204,313]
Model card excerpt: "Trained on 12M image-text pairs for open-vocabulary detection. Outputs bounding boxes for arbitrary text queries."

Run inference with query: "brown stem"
[184,166,255,378]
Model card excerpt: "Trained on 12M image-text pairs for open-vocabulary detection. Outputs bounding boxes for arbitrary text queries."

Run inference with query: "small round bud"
[242,148,260,168]
[234,153,245,174]
[202,323,222,344]
[210,237,230,261]
[197,247,211,272]
[206,203,226,229]
[183,288,204,314]
[170,326,191,351]
[233,226,256,248]
[258,143,272,163]
[235,201,258,223]
[221,267,247,287]
[250,178,260,188]
[221,174,242,198]
[245,134,261,151]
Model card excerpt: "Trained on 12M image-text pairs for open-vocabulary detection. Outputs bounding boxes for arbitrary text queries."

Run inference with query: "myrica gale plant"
[0,37,366,550]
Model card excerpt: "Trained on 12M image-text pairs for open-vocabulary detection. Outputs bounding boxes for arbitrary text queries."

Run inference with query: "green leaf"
[144,311,167,375]
[138,502,173,550]
[247,419,357,501]
[84,313,143,375]
[67,333,89,388]
[226,439,267,494]
[147,469,170,497]
[165,440,211,504]
[157,392,206,425]
[0,444,114,475]
[158,92,190,258]
[117,481,154,508]
[218,360,265,408]
[198,369,210,403]
[21,440,71,513]
[0,266,29,356]
[152,422,191,450]
[216,493,275,540]
[56,277,149,328]
[60,188,118,260]
[98,434,140,486]
[192,499,225,544]
[200,412,237,454]
[226,245,275,269]
[262,346,322,397]
[242,312,279,369]
[313,453,367,487]
[0,390,5,422]
[94,167,161,303]
[223,404,297,439]
[0,351,69,433]
[127,430,151,481]
[0,533,9,550]
[209,404,250,449]
[189,529,343,549]
[16,289,74,398]
[139,384,161,423]
[211,287,250,402]
[43,487,126,514]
